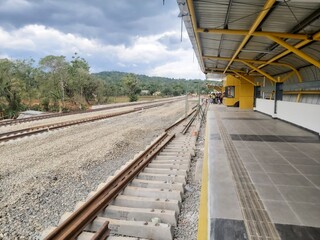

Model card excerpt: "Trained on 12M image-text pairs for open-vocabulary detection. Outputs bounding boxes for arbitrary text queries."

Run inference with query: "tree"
[0,59,26,118]
[39,55,69,112]
[122,74,140,102]
[15,59,38,108]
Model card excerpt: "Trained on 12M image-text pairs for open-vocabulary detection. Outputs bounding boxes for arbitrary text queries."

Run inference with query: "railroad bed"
[0,100,188,144]
[0,97,184,128]
[41,107,204,240]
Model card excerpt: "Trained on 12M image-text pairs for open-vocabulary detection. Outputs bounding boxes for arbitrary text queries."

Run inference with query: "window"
[225,86,235,98]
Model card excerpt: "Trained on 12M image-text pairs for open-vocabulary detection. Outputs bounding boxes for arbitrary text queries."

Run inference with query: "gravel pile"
[0,101,187,240]
[174,119,204,240]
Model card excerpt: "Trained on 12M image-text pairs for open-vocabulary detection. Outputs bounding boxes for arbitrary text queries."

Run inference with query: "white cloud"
[149,56,205,79]
[0,24,204,79]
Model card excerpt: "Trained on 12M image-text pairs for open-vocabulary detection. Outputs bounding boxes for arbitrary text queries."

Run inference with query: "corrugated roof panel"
[228,1,265,30]
[179,0,320,77]
[301,18,320,34]
[300,42,320,60]
[261,2,320,33]
[220,35,244,58]
[194,0,229,29]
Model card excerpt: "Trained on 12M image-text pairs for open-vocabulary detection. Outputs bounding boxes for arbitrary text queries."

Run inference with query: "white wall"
[255,99,320,135]
[255,99,275,117]
[277,101,320,135]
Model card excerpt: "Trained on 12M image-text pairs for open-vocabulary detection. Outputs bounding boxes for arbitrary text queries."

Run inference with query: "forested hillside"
[0,55,213,119]
[94,71,208,98]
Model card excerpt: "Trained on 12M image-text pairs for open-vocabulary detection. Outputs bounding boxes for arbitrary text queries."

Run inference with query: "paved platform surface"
[206,105,320,240]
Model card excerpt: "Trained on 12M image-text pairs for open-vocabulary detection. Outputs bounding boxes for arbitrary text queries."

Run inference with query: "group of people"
[206,92,223,104]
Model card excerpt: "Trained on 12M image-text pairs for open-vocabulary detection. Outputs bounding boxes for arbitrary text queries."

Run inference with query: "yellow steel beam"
[281,71,295,82]
[186,0,205,71]
[249,31,320,74]
[268,35,320,68]
[284,90,320,95]
[296,93,302,102]
[205,68,246,73]
[241,61,278,83]
[204,56,294,67]
[231,71,257,86]
[223,0,277,74]
[197,28,312,40]
[204,55,302,81]
[214,86,223,92]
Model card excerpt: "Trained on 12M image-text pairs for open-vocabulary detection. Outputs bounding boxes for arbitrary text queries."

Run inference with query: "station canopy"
[177,0,320,81]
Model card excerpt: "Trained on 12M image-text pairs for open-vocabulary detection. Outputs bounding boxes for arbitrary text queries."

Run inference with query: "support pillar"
[254,86,261,108]
[274,82,283,114]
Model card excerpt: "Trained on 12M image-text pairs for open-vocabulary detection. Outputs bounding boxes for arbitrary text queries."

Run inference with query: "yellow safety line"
[197,120,209,240]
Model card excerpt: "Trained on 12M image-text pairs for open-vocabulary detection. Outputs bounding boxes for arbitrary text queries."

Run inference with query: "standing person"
[217,93,221,104]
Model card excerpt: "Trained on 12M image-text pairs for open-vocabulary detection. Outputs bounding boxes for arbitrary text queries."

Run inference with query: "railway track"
[41,105,205,240]
[0,97,184,127]
[0,101,182,144]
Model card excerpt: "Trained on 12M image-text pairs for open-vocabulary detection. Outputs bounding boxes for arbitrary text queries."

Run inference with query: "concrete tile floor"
[209,105,320,229]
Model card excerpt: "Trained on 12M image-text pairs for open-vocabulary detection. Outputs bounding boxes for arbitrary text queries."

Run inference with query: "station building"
[177,1,320,239]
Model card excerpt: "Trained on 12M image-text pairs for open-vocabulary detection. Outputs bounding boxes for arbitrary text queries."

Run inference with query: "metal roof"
[177,0,320,81]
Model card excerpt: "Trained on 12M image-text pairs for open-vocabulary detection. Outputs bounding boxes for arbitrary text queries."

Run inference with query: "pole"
[198,81,200,106]
[185,82,189,117]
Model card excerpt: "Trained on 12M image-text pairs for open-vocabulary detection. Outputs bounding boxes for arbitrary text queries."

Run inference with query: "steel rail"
[181,112,197,135]
[181,102,206,135]
[0,102,172,143]
[0,97,183,127]
[164,108,196,132]
[44,132,175,240]
[0,110,135,143]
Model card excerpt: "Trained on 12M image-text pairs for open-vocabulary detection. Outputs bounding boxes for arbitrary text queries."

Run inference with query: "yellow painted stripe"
[197,120,209,240]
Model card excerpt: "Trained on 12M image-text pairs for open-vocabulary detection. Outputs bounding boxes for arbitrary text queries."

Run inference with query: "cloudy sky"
[0,0,205,79]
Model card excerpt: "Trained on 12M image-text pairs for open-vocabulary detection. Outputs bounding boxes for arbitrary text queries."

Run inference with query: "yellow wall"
[223,75,254,109]
[223,75,240,106]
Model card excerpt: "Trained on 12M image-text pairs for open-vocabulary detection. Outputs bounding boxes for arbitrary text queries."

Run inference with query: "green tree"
[39,55,69,112]
[122,74,140,102]
[0,59,26,118]
[15,59,38,108]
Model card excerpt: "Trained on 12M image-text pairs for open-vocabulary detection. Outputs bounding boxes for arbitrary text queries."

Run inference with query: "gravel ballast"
[0,100,192,239]
[174,117,204,240]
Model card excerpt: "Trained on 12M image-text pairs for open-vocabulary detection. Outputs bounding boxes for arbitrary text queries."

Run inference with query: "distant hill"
[93,71,219,96]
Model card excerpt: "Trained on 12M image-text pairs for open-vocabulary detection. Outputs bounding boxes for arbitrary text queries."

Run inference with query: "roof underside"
[177,0,320,79]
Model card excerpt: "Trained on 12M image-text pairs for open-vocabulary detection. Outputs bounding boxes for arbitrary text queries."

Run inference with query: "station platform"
[199,105,320,240]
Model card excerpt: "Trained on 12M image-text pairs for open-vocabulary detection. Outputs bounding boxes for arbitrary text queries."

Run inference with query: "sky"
[0,0,205,79]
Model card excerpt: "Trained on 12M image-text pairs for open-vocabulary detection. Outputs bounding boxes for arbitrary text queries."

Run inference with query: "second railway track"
[0,101,183,144]
[42,105,206,240]
[0,97,184,127]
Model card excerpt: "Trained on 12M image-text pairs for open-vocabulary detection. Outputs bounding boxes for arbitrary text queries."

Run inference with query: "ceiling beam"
[204,68,245,74]
[249,31,320,76]
[203,55,294,66]
[197,28,314,40]
[267,35,320,68]
[231,71,257,86]
[222,0,277,73]
[241,61,278,83]
[241,1,280,51]
[204,55,302,81]
[255,8,320,60]
[186,0,205,71]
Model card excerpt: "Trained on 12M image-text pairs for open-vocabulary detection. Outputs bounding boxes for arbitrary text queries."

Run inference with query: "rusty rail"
[165,109,196,132]
[0,101,175,143]
[44,132,175,239]
[0,97,184,127]
[0,109,135,143]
